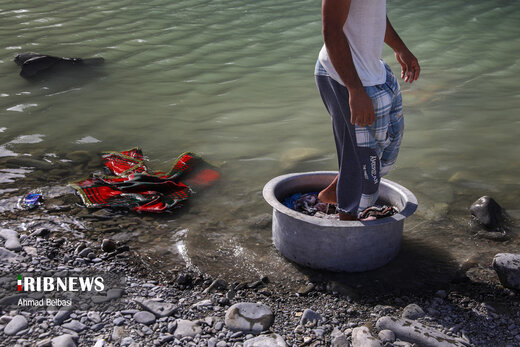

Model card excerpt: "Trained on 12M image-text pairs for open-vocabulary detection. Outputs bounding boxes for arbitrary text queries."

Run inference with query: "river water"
[1,0,519,291]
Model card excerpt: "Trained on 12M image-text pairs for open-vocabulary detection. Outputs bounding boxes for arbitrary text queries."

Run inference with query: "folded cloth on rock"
[70,148,220,213]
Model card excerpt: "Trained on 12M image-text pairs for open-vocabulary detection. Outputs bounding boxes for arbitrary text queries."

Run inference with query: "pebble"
[62,320,86,333]
[87,311,101,323]
[225,302,274,333]
[113,317,126,326]
[121,337,135,346]
[173,319,203,338]
[133,311,156,325]
[4,315,28,336]
[243,333,287,347]
[136,299,177,317]
[0,228,22,251]
[300,309,323,327]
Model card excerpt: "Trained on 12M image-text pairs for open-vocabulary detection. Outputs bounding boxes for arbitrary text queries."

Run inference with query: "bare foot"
[318,175,338,204]
[339,211,358,221]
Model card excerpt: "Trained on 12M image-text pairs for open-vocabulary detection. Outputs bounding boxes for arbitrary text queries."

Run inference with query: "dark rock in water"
[14,52,104,79]
[101,239,117,253]
[470,196,505,230]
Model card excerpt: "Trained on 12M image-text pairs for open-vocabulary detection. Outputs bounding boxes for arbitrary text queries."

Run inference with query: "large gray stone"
[225,302,274,333]
[173,319,203,338]
[401,303,425,320]
[493,253,520,290]
[352,326,382,347]
[4,314,28,335]
[377,316,467,347]
[244,333,287,347]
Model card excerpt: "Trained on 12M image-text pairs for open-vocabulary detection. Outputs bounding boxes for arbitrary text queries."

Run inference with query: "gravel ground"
[1,218,520,347]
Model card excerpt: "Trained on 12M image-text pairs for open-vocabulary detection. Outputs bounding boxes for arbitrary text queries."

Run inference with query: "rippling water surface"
[1,0,519,290]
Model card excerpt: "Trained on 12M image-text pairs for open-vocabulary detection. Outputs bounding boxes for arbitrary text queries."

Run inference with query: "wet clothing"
[70,148,220,213]
[315,61,403,216]
[318,0,387,87]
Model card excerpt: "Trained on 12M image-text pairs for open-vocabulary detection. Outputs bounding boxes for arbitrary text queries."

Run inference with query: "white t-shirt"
[318,0,387,87]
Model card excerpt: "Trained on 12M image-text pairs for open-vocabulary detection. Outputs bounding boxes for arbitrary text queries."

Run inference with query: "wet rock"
[352,326,382,347]
[470,196,505,230]
[4,314,28,335]
[376,316,467,347]
[135,299,177,317]
[225,302,274,333]
[300,309,323,327]
[133,311,156,325]
[51,334,77,347]
[101,239,117,252]
[0,228,22,251]
[243,333,287,347]
[173,319,203,338]
[493,253,520,290]
[401,303,425,320]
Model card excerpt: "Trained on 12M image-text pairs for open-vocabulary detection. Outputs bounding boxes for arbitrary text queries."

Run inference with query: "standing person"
[315,0,420,221]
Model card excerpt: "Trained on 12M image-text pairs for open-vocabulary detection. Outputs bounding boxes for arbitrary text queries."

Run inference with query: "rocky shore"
[1,219,520,347]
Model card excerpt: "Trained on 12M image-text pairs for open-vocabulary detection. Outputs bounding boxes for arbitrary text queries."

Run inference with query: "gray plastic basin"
[262,171,418,272]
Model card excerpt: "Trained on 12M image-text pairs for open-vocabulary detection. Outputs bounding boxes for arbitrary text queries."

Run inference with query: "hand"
[348,88,374,127]
[395,49,420,83]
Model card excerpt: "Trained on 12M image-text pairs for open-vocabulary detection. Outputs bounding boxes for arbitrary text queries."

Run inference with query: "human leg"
[315,75,362,218]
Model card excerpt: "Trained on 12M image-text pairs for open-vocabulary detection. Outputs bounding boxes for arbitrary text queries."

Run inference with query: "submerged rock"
[225,302,274,333]
[493,253,520,290]
[470,196,505,230]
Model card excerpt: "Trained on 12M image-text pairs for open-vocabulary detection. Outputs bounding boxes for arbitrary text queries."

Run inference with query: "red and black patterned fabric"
[70,148,220,213]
